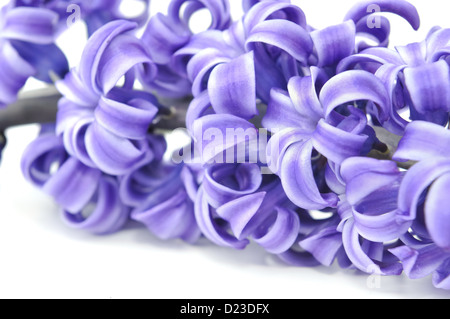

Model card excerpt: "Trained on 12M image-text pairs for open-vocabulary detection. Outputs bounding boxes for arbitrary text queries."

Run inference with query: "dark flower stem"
[0,87,189,132]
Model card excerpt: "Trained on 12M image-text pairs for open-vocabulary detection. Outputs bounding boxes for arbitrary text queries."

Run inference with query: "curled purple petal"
[424,173,450,250]
[85,122,152,175]
[342,219,403,276]
[404,60,450,114]
[195,187,249,249]
[396,158,450,223]
[312,119,368,164]
[0,41,35,107]
[216,192,266,240]
[243,1,307,34]
[43,157,102,213]
[132,188,201,243]
[63,177,129,235]
[203,164,262,208]
[320,70,390,123]
[208,51,257,120]
[1,7,58,44]
[300,226,343,266]
[95,96,158,140]
[279,139,339,210]
[253,206,300,254]
[246,19,313,65]
[310,20,356,67]
[341,157,401,205]
[390,245,450,279]
[395,121,450,162]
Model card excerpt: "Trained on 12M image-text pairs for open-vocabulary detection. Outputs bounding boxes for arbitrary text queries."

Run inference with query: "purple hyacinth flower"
[0,5,69,107]
[264,68,387,210]
[296,157,407,276]
[339,26,450,134]
[138,0,231,98]
[55,20,162,176]
[194,162,301,255]
[21,126,129,234]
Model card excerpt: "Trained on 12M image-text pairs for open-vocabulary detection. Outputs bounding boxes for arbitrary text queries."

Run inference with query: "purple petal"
[246,19,312,65]
[433,259,450,289]
[352,189,411,242]
[337,47,405,73]
[85,122,152,175]
[171,30,233,76]
[203,164,262,208]
[342,219,403,275]
[425,173,450,250]
[395,121,450,162]
[396,158,450,223]
[168,0,231,31]
[58,110,96,168]
[403,60,450,114]
[310,21,356,67]
[63,176,129,234]
[253,206,300,254]
[1,7,58,44]
[96,34,154,94]
[280,139,339,210]
[194,187,249,249]
[216,192,266,240]
[132,189,201,244]
[0,41,35,107]
[10,41,68,83]
[243,1,307,34]
[141,13,190,65]
[56,72,98,107]
[287,68,327,124]
[300,226,343,266]
[266,128,311,174]
[43,157,102,213]
[313,119,368,164]
[396,42,426,67]
[78,20,137,93]
[208,51,257,120]
[374,63,408,135]
[186,91,213,133]
[341,157,401,205]
[252,46,288,103]
[262,88,306,132]
[187,48,231,97]
[21,134,67,187]
[320,70,390,123]
[390,245,450,279]
[95,96,158,140]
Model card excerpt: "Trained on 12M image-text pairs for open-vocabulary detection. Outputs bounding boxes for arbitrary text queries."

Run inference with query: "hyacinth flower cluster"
[3,0,449,290]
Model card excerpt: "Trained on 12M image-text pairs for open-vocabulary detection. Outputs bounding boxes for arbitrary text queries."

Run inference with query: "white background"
[1,0,450,299]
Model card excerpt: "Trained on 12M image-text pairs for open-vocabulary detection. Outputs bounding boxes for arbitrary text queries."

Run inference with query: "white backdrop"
[1,0,450,299]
